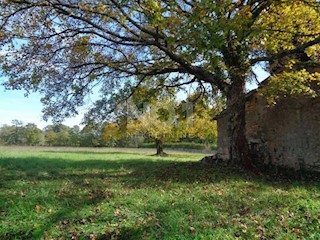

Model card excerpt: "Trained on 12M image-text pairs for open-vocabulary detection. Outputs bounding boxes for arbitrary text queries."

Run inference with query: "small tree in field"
[129,97,181,156]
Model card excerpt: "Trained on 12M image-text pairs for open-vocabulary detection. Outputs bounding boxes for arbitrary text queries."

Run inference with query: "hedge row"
[139,142,217,150]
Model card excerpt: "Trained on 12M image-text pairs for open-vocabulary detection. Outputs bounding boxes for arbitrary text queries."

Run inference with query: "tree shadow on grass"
[0,154,319,188]
[41,150,149,156]
[0,155,243,186]
[0,153,319,239]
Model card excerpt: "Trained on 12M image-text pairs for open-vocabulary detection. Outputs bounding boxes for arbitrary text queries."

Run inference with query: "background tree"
[11,120,25,145]
[80,122,101,147]
[24,123,43,146]
[130,97,182,156]
[69,125,81,147]
[0,121,43,145]
[177,91,221,148]
[44,125,58,146]
[0,124,16,145]
[100,123,122,147]
[100,116,141,147]
[186,112,217,148]
[44,124,71,146]
[0,1,319,170]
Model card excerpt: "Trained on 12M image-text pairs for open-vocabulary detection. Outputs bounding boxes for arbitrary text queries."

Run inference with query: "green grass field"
[0,146,319,240]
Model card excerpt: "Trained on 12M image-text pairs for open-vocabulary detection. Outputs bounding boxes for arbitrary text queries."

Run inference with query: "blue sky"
[0,84,84,129]
[0,65,270,130]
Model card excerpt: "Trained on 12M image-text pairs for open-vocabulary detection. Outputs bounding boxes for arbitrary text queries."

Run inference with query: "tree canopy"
[0,0,319,168]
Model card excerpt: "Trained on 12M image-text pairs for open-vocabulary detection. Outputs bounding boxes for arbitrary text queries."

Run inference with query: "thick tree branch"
[158,76,197,89]
[155,44,228,91]
[250,37,320,65]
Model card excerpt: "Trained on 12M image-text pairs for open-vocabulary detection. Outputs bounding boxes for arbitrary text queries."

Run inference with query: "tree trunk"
[226,77,258,173]
[155,139,164,156]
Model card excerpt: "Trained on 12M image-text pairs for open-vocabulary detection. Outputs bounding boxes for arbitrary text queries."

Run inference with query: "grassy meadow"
[0,146,319,240]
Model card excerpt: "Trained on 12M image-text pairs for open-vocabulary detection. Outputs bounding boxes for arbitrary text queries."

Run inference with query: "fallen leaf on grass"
[88,233,96,240]
[80,218,87,225]
[291,228,300,234]
[84,179,90,185]
[256,226,265,232]
[34,205,41,212]
[114,208,124,217]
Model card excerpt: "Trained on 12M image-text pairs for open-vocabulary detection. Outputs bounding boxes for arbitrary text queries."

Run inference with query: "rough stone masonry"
[216,87,320,172]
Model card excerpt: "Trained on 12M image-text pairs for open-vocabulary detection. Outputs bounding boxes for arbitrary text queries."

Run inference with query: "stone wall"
[217,92,320,172]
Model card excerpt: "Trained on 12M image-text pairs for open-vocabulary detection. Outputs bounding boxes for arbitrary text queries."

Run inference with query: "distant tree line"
[0,120,98,147]
[0,115,217,150]
[0,119,217,150]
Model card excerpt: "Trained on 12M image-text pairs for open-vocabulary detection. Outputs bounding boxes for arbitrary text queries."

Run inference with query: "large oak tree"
[0,0,319,170]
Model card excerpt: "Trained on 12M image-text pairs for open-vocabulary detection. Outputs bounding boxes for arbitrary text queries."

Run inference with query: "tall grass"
[0,146,319,239]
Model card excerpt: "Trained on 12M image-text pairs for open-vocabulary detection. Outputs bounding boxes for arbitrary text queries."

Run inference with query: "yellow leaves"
[70,36,91,63]
[228,5,236,11]
[0,30,6,37]
[308,72,320,82]
[145,0,160,12]
[101,123,123,143]
[34,205,54,214]
[237,6,252,18]
[96,3,106,13]
[256,1,320,54]
[73,36,91,51]
[224,4,254,33]
[132,97,179,141]
[259,69,320,104]
[246,11,253,18]
[142,0,164,25]
[305,44,320,62]
[187,113,217,142]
